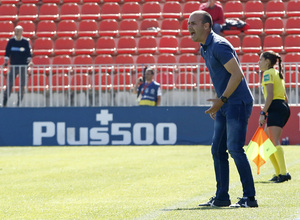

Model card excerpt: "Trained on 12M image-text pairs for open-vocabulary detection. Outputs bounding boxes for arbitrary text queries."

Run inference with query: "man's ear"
[204,22,211,30]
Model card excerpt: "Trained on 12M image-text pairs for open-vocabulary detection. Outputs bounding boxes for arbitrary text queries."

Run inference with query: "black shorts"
[267,99,290,128]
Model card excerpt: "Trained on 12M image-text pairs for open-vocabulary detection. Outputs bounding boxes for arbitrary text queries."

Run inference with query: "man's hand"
[205,98,224,119]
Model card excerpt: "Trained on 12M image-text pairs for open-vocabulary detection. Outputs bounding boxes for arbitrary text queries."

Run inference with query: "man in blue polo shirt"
[3,25,32,107]
[188,11,258,208]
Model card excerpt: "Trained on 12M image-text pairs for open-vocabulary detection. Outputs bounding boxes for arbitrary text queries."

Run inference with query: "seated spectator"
[199,0,225,34]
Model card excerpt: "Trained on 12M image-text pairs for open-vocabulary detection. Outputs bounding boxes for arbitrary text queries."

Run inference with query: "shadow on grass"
[254,180,275,184]
[161,207,232,211]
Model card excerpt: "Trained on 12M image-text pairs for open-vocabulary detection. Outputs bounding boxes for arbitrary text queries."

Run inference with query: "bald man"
[188,11,258,208]
[3,25,32,107]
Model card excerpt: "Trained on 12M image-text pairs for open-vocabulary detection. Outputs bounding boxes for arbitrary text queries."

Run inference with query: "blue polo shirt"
[200,32,253,104]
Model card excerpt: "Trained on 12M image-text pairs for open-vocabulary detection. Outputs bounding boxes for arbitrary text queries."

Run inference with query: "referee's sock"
[269,153,280,176]
[274,145,287,175]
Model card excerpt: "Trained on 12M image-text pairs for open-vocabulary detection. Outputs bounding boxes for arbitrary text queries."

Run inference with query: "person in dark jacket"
[3,25,32,107]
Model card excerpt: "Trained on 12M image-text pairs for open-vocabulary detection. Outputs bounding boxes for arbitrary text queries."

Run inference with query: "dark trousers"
[212,102,256,200]
[3,66,27,106]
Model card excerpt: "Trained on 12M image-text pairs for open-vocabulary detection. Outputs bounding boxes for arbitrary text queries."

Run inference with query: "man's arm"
[205,57,243,115]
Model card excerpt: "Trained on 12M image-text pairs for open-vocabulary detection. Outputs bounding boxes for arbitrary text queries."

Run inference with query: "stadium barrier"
[0,62,299,107]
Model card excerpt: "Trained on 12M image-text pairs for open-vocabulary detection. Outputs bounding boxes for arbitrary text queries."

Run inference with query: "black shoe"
[199,197,231,207]
[268,175,279,182]
[230,197,258,208]
[275,173,291,183]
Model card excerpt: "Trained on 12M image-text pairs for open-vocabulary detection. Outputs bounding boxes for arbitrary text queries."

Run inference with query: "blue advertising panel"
[0,107,214,146]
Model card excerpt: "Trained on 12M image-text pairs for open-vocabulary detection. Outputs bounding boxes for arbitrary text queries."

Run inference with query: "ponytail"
[277,55,283,79]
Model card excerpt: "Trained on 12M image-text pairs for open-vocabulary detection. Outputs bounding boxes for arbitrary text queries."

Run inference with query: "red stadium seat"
[115,54,135,73]
[95,37,116,55]
[119,19,139,36]
[285,17,300,35]
[242,35,262,53]
[54,37,74,55]
[56,20,77,38]
[162,1,182,19]
[263,35,283,53]
[121,2,141,19]
[1,0,19,3]
[265,0,285,17]
[160,18,180,36]
[33,37,54,56]
[116,36,137,54]
[284,71,297,88]
[73,55,94,74]
[158,36,178,54]
[112,73,132,91]
[284,35,300,53]
[137,36,157,54]
[136,53,156,72]
[62,0,81,3]
[284,53,300,71]
[241,53,259,71]
[42,0,60,3]
[80,3,100,20]
[246,71,260,89]
[52,55,72,74]
[92,73,112,91]
[101,3,120,20]
[286,0,300,17]
[141,2,161,19]
[17,21,35,38]
[181,19,189,36]
[244,1,264,18]
[51,74,69,92]
[18,4,38,21]
[70,74,90,91]
[140,19,160,36]
[264,17,284,35]
[199,73,212,89]
[0,4,17,21]
[0,38,9,56]
[60,3,80,20]
[179,36,200,54]
[244,18,263,35]
[31,55,51,74]
[27,74,49,93]
[21,0,39,3]
[0,21,14,38]
[157,53,177,72]
[178,53,198,72]
[175,72,196,90]
[74,37,95,55]
[225,35,241,54]
[156,72,174,90]
[224,1,243,18]
[183,1,201,19]
[94,54,114,73]
[98,19,118,37]
[36,20,56,38]
[39,4,59,21]
[78,20,98,38]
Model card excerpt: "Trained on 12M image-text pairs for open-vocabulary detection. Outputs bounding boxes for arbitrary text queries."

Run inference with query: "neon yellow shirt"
[261,68,285,101]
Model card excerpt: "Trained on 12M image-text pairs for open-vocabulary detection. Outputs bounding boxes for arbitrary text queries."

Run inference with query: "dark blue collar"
[201,31,214,52]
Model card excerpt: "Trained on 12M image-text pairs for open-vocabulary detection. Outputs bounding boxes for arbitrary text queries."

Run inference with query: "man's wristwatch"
[260,111,266,116]
[220,96,228,103]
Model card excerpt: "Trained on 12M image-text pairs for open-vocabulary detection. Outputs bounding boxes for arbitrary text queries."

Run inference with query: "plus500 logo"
[33,122,177,145]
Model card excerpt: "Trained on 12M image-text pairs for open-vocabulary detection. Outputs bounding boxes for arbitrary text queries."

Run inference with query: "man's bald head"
[190,10,213,29]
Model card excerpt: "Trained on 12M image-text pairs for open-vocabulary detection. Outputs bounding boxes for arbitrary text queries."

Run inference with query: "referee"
[258,51,291,183]
[3,25,32,107]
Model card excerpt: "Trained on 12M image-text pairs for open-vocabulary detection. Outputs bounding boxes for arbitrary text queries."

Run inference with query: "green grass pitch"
[0,146,299,220]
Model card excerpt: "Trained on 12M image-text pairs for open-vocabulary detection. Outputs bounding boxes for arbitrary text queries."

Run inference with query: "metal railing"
[0,62,299,107]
